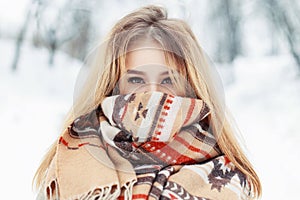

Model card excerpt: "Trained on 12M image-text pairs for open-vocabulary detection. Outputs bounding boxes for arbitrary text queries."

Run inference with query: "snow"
[0,0,30,26]
[0,39,82,199]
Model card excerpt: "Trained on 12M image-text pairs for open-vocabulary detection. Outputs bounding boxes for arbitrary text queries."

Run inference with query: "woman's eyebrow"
[127,69,169,76]
[127,69,144,75]
[160,71,169,76]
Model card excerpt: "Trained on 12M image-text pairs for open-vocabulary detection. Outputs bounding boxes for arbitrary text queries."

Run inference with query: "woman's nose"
[138,83,174,94]
[146,83,158,91]
[135,83,157,92]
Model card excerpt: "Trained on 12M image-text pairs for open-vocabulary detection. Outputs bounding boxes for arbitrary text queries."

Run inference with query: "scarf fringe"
[45,179,138,200]
[45,179,59,200]
[122,179,137,200]
[80,184,121,200]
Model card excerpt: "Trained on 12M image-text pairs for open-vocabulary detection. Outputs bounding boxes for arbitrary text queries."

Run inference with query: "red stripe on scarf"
[143,142,197,164]
[142,141,167,152]
[59,136,68,146]
[133,194,148,199]
[174,136,211,159]
[59,136,105,150]
[183,98,195,125]
[118,194,148,200]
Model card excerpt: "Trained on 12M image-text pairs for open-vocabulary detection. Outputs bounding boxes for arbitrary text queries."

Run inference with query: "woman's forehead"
[122,49,177,75]
[126,49,168,67]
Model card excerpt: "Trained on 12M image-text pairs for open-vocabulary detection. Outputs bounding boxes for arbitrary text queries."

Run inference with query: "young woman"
[33,5,261,200]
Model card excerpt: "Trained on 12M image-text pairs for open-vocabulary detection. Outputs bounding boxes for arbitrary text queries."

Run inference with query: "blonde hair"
[33,4,261,199]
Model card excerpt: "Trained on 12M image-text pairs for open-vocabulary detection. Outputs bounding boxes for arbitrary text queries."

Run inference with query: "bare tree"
[35,0,92,66]
[260,0,300,72]
[208,0,243,63]
[62,6,91,61]
[11,0,40,71]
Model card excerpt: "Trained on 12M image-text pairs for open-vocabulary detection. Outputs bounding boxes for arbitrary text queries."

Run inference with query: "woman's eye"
[127,77,145,84]
[161,77,172,84]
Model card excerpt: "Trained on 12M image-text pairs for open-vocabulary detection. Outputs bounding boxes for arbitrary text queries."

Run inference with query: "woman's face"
[118,42,185,96]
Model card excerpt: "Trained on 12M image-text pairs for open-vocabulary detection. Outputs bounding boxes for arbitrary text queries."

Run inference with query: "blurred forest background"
[3,0,300,72]
[0,0,299,199]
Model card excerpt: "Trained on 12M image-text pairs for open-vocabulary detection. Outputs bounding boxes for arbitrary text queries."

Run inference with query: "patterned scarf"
[42,91,251,200]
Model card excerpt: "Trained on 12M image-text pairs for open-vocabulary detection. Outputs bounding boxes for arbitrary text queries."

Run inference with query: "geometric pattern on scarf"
[40,91,252,200]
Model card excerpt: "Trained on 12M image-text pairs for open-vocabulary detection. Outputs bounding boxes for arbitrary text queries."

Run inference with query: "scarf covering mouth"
[41,91,252,200]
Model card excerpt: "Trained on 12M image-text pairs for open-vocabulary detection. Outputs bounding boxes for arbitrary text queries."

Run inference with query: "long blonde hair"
[33,4,261,199]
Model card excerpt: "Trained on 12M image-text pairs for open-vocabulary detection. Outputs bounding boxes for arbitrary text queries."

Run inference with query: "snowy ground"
[1,39,299,199]
[0,39,82,199]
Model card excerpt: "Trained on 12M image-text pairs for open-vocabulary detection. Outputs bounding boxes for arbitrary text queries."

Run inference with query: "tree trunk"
[11,3,32,71]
